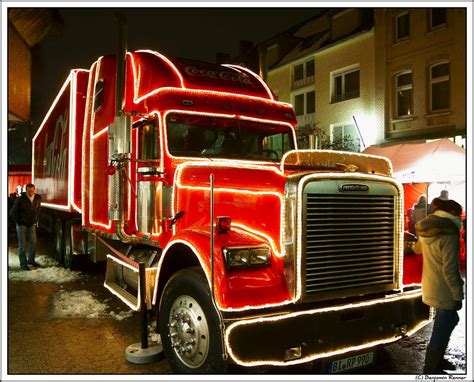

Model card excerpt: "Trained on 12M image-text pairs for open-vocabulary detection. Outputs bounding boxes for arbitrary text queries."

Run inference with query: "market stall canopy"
[362,138,465,184]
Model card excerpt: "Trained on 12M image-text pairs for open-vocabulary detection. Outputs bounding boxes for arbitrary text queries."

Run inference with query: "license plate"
[329,351,374,373]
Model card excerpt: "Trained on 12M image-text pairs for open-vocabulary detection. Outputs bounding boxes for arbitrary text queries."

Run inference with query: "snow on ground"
[51,290,134,321]
[147,321,162,345]
[8,247,83,283]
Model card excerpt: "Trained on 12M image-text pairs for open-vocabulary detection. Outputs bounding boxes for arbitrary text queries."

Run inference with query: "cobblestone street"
[6,230,467,377]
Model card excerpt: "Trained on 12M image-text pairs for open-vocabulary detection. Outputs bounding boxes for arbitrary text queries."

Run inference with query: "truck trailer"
[32,49,430,373]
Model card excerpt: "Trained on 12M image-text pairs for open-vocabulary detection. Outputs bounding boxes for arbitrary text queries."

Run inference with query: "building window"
[395,71,412,117]
[294,93,305,116]
[395,12,410,42]
[331,123,361,152]
[306,91,315,114]
[306,60,315,78]
[293,91,315,116]
[331,67,360,103]
[429,9,447,31]
[293,59,315,88]
[430,61,450,112]
[294,64,304,82]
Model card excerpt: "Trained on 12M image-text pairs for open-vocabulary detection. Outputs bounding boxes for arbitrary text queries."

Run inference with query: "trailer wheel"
[63,221,76,270]
[159,267,227,374]
[54,218,64,264]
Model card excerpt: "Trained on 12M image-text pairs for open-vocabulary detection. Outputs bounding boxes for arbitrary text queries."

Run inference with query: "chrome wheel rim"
[168,295,209,368]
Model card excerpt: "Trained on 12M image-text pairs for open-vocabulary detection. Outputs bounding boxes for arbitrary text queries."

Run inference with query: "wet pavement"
[5,230,468,377]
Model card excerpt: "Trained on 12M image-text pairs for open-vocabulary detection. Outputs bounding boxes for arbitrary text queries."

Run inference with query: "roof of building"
[264,9,374,70]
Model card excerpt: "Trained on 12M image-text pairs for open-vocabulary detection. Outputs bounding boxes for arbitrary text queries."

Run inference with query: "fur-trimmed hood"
[416,214,460,238]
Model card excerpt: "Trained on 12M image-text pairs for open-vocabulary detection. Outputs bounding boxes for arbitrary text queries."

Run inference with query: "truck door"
[136,117,163,236]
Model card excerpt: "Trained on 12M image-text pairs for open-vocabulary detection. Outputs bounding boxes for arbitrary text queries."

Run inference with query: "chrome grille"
[304,193,395,297]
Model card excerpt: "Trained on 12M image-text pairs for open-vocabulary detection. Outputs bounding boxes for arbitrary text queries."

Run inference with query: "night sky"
[30,7,326,128]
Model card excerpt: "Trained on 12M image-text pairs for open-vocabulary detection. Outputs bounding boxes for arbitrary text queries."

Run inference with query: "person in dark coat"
[415,199,464,373]
[9,183,42,270]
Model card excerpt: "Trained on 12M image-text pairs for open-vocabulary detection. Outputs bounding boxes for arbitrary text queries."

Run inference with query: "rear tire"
[63,221,76,270]
[54,218,64,264]
[159,267,227,373]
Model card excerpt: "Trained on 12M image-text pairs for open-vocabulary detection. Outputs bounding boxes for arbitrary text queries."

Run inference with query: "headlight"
[223,247,270,268]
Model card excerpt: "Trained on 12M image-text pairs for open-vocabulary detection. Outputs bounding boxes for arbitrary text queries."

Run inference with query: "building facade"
[258,8,466,151]
[260,9,380,151]
[376,8,466,146]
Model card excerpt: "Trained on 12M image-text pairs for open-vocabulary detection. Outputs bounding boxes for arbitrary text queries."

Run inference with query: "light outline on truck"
[173,177,285,258]
[222,64,275,101]
[32,69,89,213]
[161,153,405,311]
[128,50,289,106]
[224,289,429,367]
[280,149,394,175]
[151,238,295,312]
[161,109,296,164]
[130,50,185,98]
[89,56,112,230]
[82,60,99,227]
[69,71,82,213]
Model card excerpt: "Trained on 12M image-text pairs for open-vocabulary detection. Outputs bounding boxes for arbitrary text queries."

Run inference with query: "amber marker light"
[216,216,232,233]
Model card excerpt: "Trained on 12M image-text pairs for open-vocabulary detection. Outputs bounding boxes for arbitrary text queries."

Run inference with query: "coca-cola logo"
[184,66,252,85]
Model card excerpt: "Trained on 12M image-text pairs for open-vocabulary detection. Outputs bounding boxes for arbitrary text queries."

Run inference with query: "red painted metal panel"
[32,77,71,208]
[72,70,89,211]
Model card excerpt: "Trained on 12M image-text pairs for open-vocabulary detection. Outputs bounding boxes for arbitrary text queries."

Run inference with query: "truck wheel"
[159,267,227,374]
[54,218,64,264]
[63,221,76,270]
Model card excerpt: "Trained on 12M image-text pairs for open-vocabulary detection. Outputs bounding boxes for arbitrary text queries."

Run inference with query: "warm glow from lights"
[104,254,158,311]
[168,157,406,310]
[32,69,89,214]
[152,240,212,306]
[82,61,98,227]
[92,127,109,140]
[226,317,430,367]
[89,57,112,230]
[222,64,275,101]
[104,255,140,311]
[280,149,393,175]
[136,49,186,90]
[224,290,427,367]
[232,223,282,259]
[162,109,295,164]
[69,70,84,213]
[32,73,72,211]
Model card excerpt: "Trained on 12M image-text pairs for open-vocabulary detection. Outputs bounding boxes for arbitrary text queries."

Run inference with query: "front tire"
[159,267,227,373]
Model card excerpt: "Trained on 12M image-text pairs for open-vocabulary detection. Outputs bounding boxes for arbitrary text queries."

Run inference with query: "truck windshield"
[166,113,295,161]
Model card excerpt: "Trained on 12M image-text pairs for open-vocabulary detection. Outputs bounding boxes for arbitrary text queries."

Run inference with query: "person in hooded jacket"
[415,199,464,374]
[9,183,42,271]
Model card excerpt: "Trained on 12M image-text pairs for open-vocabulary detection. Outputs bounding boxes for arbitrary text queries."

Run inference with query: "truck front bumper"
[224,289,430,367]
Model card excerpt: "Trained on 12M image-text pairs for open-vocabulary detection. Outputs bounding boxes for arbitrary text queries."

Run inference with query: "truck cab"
[34,50,430,373]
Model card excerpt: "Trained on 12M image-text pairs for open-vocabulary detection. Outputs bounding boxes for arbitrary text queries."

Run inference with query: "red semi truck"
[32,49,429,373]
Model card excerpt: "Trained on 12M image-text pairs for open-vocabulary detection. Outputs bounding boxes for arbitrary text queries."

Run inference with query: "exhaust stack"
[108,12,137,244]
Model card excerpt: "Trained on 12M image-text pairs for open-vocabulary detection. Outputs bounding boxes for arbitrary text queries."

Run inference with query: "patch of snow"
[8,247,83,284]
[51,290,133,321]
[148,322,161,344]
[109,310,134,321]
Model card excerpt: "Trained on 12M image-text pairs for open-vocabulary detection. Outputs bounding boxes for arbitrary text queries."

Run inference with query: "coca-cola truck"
[32,49,429,373]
